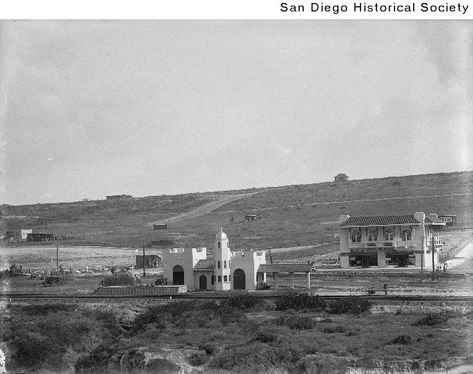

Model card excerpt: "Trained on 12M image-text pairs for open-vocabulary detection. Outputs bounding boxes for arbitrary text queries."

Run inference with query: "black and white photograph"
[1,14,473,374]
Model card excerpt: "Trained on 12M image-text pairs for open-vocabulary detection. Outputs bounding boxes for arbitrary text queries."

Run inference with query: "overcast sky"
[0,20,472,205]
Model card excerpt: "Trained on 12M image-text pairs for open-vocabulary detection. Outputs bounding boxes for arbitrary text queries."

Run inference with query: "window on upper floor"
[384,228,394,241]
[351,230,362,243]
[224,260,227,268]
[401,228,411,241]
[368,228,378,242]
[223,275,227,282]
[218,261,221,269]
[218,275,222,282]
[218,241,221,249]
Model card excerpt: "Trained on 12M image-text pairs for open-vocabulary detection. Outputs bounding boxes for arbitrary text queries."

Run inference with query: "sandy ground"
[446,240,473,272]
[0,245,145,272]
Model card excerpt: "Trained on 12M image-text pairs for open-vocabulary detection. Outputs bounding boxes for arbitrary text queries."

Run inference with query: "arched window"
[401,228,411,241]
[172,265,184,285]
[384,228,394,241]
[351,230,361,243]
[233,269,246,290]
[368,228,378,242]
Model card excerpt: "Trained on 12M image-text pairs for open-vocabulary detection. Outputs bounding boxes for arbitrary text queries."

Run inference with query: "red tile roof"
[258,263,313,273]
[340,215,421,227]
[193,259,214,270]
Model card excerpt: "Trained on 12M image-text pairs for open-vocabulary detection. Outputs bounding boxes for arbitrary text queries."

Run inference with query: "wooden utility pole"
[431,233,436,281]
[56,243,59,272]
[142,245,146,277]
[420,235,424,277]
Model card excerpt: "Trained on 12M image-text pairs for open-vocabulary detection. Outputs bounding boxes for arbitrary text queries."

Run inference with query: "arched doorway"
[199,275,207,290]
[173,265,184,285]
[233,268,246,290]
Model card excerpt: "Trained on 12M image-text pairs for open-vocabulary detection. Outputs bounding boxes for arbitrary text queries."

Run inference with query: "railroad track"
[1,292,473,303]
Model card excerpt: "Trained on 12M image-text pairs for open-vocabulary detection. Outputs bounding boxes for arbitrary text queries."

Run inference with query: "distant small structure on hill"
[437,214,457,226]
[334,173,349,182]
[106,194,133,200]
[154,223,168,230]
[245,214,260,222]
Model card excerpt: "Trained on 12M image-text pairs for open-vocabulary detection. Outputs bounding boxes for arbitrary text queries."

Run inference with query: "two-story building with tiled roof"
[338,212,445,268]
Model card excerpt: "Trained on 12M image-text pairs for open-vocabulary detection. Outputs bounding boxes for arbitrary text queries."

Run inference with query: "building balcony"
[348,241,416,250]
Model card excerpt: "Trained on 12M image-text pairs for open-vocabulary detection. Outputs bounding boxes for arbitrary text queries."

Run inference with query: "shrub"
[413,313,449,326]
[209,340,304,372]
[37,318,92,347]
[75,343,114,373]
[222,294,264,310]
[255,331,277,343]
[132,301,246,332]
[275,316,315,330]
[275,292,326,311]
[322,325,346,334]
[199,342,218,355]
[101,272,134,286]
[296,353,350,374]
[328,297,371,314]
[20,303,76,315]
[388,335,412,345]
[12,334,65,368]
[188,352,208,366]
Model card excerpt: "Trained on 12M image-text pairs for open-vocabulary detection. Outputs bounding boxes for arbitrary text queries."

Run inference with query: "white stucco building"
[338,212,445,268]
[162,229,266,291]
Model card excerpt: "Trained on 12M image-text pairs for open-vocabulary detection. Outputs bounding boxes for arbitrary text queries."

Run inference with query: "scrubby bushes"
[101,272,134,286]
[413,312,449,326]
[11,334,64,367]
[132,300,247,332]
[75,343,115,373]
[209,337,305,372]
[222,293,264,310]
[388,335,412,345]
[275,292,371,315]
[327,297,371,315]
[322,325,346,334]
[275,292,326,311]
[275,316,315,330]
[20,303,76,315]
[187,352,208,366]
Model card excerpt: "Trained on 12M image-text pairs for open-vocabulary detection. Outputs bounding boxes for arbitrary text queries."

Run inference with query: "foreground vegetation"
[1,293,472,373]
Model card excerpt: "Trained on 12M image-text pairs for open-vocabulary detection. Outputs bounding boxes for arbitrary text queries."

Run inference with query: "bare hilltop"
[1,171,472,251]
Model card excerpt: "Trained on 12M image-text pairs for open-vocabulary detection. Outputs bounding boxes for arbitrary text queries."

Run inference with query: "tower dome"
[216,228,228,240]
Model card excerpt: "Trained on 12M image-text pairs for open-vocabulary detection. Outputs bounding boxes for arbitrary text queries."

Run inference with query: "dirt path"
[446,239,473,272]
[150,192,258,226]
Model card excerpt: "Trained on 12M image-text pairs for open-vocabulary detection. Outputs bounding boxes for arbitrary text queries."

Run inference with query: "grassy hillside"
[1,171,472,250]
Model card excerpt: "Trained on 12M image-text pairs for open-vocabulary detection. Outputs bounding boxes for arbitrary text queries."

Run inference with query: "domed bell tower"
[214,228,231,291]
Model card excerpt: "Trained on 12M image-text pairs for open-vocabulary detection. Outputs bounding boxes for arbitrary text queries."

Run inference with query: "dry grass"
[1,171,472,251]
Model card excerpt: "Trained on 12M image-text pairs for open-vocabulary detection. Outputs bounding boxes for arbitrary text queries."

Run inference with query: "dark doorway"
[233,268,246,290]
[387,253,412,267]
[199,275,207,290]
[173,265,184,285]
[349,253,378,267]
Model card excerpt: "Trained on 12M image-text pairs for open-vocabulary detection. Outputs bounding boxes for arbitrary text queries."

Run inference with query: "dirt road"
[150,192,258,226]
[446,239,473,273]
